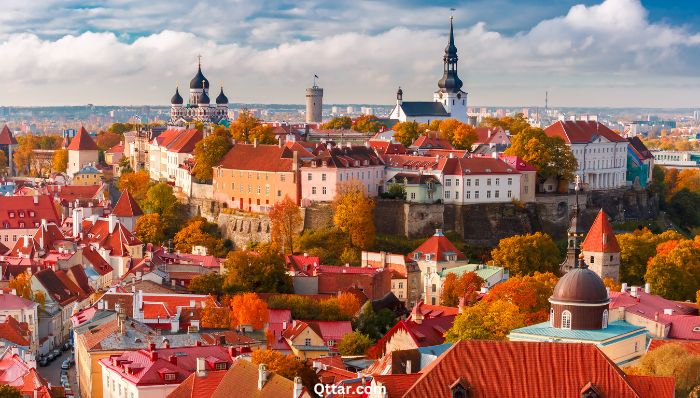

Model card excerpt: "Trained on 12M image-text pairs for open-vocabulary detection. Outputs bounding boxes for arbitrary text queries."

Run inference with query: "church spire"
[437,15,463,93]
[561,175,585,273]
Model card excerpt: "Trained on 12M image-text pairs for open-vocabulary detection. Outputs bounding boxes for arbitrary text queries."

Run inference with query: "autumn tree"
[267,294,351,321]
[52,149,68,173]
[200,295,231,328]
[483,272,558,325]
[251,350,320,393]
[95,131,121,151]
[645,239,700,301]
[134,213,166,244]
[337,292,362,318]
[118,171,152,202]
[338,331,374,355]
[297,227,353,265]
[392,121,422,147]
[480,113,531,135]
[504,127,577,184]
[192,132,232,181]
[603,277,621,293]
[626,343,700,397]
[450,123,478,149]
[441,272,484,307]
[617,229,683,285]
[174,219,227,257]
[107,123,136,136]
[333,181,376,250]
[352,115,381,133]
[322,116,352,130]
[189,273,225,296]
[229,110,276,144]
[491,232,560,276]
[0,385,21,398]
[445,299,525,341]
[142,182,185,235]
[0,150,7,176]
[8,272,32,300]
[269,196,302,254]
[223,249,292,293]
[229,293,269,330]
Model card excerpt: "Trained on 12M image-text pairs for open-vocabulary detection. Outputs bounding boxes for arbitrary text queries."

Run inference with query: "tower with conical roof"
[0,125,17,176]
[66,127,98,177]
[433,16,467,123]
[581,209,620,282]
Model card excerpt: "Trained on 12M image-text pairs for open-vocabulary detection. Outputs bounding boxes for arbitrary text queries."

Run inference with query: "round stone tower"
[305,84,323,123]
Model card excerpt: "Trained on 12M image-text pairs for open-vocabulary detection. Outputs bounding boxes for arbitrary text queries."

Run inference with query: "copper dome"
[550,267,609,304]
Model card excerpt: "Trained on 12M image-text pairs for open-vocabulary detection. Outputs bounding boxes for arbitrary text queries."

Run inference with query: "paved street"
[36,349,78,396]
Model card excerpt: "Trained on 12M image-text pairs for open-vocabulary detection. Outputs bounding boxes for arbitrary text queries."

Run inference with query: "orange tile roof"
[208,360,297,398]
[403,340,672,398]
[0,316,31,346]
[0,195,60,229]
[166,129,202,154]
[581,209,620,253]
[217,143,297,172]
[544,120,627,144]
[66,127,98,151]
[407,230,466,262]
[166,369,227,398]
[373,373,422,398]
[627,375,675,398]
[112,190,143,217]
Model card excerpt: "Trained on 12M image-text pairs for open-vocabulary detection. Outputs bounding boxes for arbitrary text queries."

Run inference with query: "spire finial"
[197,54,202,68]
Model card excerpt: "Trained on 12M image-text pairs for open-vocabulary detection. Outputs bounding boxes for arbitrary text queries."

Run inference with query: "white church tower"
[433,16,467,123]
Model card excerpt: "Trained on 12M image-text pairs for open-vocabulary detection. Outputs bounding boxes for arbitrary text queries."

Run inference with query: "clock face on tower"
[457,93,462,99]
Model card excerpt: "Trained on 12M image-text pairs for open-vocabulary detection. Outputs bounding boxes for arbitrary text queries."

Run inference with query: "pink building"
[300,145,384,204]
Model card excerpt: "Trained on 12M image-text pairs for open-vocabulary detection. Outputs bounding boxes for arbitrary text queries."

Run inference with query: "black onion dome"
[551,266,609,304]
[198,89,210,104]
[216,87,228,104]
[170,88,183,104]
[189,64,210,89]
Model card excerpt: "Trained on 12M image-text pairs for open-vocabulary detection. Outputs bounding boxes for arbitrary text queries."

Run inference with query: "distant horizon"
[0,0,699,107]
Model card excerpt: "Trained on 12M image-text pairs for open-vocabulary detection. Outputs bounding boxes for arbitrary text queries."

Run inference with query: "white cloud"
[0,0,699,107]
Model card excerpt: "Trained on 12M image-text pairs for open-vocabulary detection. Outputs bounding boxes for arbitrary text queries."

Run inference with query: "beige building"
[581,209,621,282]
[67,127,99,177]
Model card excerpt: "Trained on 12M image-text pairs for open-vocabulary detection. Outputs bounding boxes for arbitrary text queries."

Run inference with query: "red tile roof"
[285,254,319,275]
[166,369,227,398]
[0,316,31,346]
[373,374,422,398]
[0,348,53,398]
[217,143,299,172]
[410,134,454,150]
[66,127,98,151]
[0,195,60,229]
[627,375,675,398]
[304,146,384,169]
[82,246,113,276]
[498,154,537,171]
[403,340,673,398]
[107,143,124,154]
[609,289,699,339]
[369,141,408,155]
[48,184,103,202]
[581,209,620,253]
[112,190,143,217]
[33,268,78,306]
[79,219,142,257]
[166,129,202,154]
[0,125,17,145]
[438,157,518,176]
[0,294,37,310]
[100,345,233,386]
[407,230,466,262]
[209,360,298,398]
[373,315,455,357]
[544,120,627,144]
[474,126,508,145]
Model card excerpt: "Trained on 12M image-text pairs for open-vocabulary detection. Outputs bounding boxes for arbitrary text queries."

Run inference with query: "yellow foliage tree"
[52,149,68,173]
[229,110,276,144]
[269,196,302,254]
[645,239,700,301]
[200,296,231,329]
[8,272,32,300]
[134,213,166,244]
[337,292,362,318]
[445,299,525,341]
[491,232,561,275]
[626,343,700,397]
[333,181,376,250]
[603,277,621,293]
[392,121,422,147]
[118,171,151,202]
[0,150,8,176]
[229,293,268,330]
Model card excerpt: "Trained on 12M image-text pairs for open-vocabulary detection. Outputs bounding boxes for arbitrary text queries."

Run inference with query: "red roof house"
[544,120,627,144]
[407,229,466,263]
[66,127,98,151]
[112,190,143,217]
[581,209,620,253]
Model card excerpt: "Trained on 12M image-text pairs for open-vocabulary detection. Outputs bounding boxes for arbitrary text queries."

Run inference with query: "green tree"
[337,331,374,355]
[491,232,561,275]
[352,305,397,340]
[392,121,422,147]
[188,273,224,296]
[668,189,700,230]
[192,132,232,181]
[617,229,683,286]
[107,123,136,136]
[223,249,292,293]
[445,299,525,341]
[352,115,381,133]
[322,116,352,129]
[504,127,577,185]
[297,227,353,265]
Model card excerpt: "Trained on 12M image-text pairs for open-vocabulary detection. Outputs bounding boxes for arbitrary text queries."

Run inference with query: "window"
[445,179,452,187]
[312,187,317,195]
[486,178,491,186]
[495,178,500,185]
[265,185,270,195]
[164,373,176,381]
[561,310,572,329]
[494,191,499,198]
[465,191,470,199]
[307,173,312,181]
[465,179,471,186]
[305,338,311,346]
[474,191,479,199]
[507,190,512,198]
[455,192,459,200]
[322,173,327,181]
[327,340,335,346]
[445,191,450,199]
[455,179,459,186]
[602,309,608,329]
[432,284,436,292]
[590,256,595,263]
[399,282,403,289]
[280,175,286,182]
[634,341,639,352]
[322,187,327,195]
[277,190,282,197]
[486,191,491,199]
[610,255,613,261]
[410,192,416,200]
[256,186,261,194]
[474,179,479,186]
[508,178,512,185]
[215,362,227,370]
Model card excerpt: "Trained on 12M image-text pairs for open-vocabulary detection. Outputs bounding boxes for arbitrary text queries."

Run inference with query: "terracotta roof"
[217,143,298,172]
[373,374,422,398]
[48,184,103,202]
[0,316,31,346]
[79,219,142,257]
[107,143,124,154]
[0,195,60,229]
[410,134,454,150]
[285,254,320,275]
[373,314,455,357]
[581,210,620,253]
[112,190,144,217]
[383,154,440,170]
[626,375,675,398]
[498,155,537,171]
[303,145,384,169]
[166,129,203,154]
[66,127,98,151]
[0,293,39,311]
[403,340,672,398]
[82,246,113,276]
[628,137,653,160]
[317,365,356,385]
[209,360,297,398]
[544,120,627,144]
[473,126,507,145]
[284,141,314,159]
[166,369,227,398]
[648,339,700,355]
[438,157,518,176]
[369,141,407,155]
[33,268,78,306]
[0,125,17,145]
[407,230,466,262]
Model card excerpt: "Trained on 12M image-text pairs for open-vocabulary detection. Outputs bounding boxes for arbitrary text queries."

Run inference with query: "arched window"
[550,308,554,327]
[561,310,572,330]
[602,309,608,329]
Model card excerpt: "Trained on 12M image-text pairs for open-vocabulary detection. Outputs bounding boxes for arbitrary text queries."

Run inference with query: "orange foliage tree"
[441,272,484,307]
[336,292,362,318]
[251,350,319,392]
[118,171,152,202]
[230,293,269,330]
[201,296,231,329]
[483,272,559,325]
[269,196,303,254]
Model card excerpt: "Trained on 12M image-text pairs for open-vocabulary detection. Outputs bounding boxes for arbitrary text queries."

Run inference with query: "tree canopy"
[645,237,700,301]
[482,272,558,325]
[118,171,152,202]
[134,213,166,244]
[223,249,292,294]
[251,350,320,394]
[352,115,381,133]
[445,299,525,341]
[392,121,422,147]
[192,132,232,181]
[230,110,276,144]
[322,116,352,130]
[441,272,483,307]
[230,293,269,330]
[338,331,374,356]
[626,343,700,397]
[504,127,577,184]
[333,181,376,250]
[480,113,531,135]
[490,232,561,276]
[52,149,68,173]
[269,196,303,254]
[616,228,683,286]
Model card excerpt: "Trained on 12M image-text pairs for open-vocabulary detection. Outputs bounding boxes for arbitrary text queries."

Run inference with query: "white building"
[439,157,521,204]
[389,17,467,124]
[147,128,202,182]
[544,120,628,190]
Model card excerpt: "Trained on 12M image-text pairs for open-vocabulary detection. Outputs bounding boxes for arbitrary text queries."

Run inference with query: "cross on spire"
[197,54,202,68]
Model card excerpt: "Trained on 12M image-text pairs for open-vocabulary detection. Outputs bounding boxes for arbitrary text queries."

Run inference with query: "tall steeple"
[437,16,463,94]
[561,175,586,274]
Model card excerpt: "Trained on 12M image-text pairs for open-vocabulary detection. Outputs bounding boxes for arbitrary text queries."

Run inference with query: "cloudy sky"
[1,0,700,107]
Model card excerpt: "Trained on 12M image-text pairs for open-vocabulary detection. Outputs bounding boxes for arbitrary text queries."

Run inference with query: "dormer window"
[9,212,14,218]
[29,211,34,217]
[163,373,176,381]
[413,252,421,260]
[214,362,228,370]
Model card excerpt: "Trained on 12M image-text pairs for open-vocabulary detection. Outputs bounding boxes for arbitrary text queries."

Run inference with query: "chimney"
[108,214,118,233]
[33,195,38,205]
[621,283,628,293]
[189,300,196,308]
[644,283,651,294]
[196,357,206,376]
[282,321,287,330]
[72,208,84,238]
[169,355,177,365]
[218,335,226,346]
[458,297,465,314]
[412,306,424,325]
[405,360,412,374]
[488,129,493,138]
[258,364,268,390]
[293,376,303,398]
[253,138,258,148]
[292,150,299,172]
[162,339,170,348]
[630,286,638,297]
[149,350,158,362]
[23,235,30,248]
[11,289,16,296]
[149,342,156,351]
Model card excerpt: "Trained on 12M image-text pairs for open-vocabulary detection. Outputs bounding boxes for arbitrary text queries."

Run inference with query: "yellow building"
[281,320,352,360]
[72,164,103,186]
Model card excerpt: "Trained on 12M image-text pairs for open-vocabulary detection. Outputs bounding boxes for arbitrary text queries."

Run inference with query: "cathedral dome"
[190,64,210,89]
[171,88,183,105]
[216,87,228,104]
[550,263,609,305]
[198,90,210,104]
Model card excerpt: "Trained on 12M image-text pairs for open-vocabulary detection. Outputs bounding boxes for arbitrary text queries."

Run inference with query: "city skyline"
[1,0,700,107]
